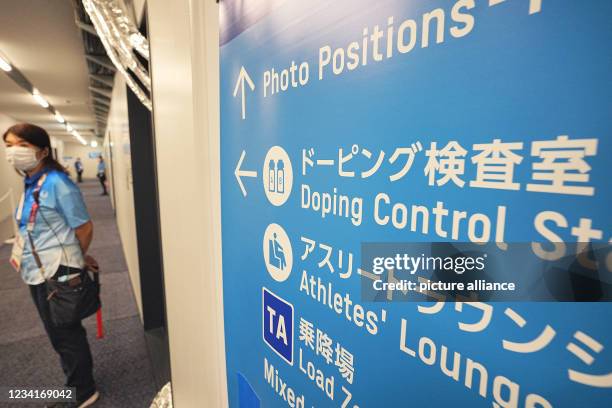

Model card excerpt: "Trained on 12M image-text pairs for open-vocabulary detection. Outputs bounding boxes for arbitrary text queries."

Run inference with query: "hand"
[85,255,100,272]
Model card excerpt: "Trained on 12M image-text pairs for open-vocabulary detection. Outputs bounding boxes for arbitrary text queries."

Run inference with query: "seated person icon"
[268,232,286,270]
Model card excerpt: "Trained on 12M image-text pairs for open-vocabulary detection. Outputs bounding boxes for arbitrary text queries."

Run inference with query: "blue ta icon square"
[262,287,294,365]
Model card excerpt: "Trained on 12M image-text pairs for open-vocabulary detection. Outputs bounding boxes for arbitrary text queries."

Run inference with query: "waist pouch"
[46,266,101,328]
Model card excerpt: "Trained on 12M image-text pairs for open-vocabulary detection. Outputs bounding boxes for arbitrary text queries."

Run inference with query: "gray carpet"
[0,180,157,407]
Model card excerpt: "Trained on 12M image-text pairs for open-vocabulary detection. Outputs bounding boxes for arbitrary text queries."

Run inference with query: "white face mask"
[5,146,41,171]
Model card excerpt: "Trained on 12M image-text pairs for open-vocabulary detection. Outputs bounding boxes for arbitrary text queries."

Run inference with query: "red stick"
[96,308,104,339]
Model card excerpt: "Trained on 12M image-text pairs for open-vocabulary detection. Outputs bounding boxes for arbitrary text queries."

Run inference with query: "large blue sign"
[220,1,612,407]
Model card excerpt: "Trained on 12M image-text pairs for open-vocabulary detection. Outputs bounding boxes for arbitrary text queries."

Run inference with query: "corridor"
[0,180,157,407]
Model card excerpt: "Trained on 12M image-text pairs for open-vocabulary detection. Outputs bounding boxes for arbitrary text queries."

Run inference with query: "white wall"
[62,143,103,180]
[0,113,21,242]
[50,137,64,172]
[104,76,143,317]
[133,0,146,23]
[148,0,227,406]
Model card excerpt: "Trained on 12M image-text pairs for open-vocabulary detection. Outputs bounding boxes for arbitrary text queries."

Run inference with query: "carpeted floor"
[0,179,157,407]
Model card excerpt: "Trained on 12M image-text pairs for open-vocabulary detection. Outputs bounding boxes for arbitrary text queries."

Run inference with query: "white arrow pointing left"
[234,150,258,197]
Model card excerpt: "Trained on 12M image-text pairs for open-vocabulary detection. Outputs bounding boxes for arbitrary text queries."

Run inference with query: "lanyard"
[15,173,48,233]
[19,173,49,276]
[27,173,48,232]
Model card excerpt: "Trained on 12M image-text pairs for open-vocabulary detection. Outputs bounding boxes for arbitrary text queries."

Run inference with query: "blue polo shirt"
[16,169,90,285]
[97,161,105,174]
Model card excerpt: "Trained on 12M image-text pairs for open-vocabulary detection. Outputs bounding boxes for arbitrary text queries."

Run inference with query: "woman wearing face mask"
[3,123,100,408]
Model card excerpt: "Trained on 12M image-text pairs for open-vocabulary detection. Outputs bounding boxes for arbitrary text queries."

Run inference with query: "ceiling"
[0,0,106,144]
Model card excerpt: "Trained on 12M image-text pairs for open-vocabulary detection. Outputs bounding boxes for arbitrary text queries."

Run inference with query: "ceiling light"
[0,53,11,72]
[54,112,65,123]
[32,89,49,108]
[129,33,144,47]
[72,130,87,145]
[90,140,98,148]
[66,124,73,133]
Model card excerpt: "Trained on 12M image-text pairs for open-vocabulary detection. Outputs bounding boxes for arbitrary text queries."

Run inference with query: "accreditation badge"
[9,233,25,272]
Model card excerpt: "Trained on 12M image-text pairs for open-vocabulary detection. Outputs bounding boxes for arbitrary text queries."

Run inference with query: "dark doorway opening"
[125,10,171,390]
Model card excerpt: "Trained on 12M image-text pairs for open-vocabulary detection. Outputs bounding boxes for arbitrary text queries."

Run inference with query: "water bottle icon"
[277,159,285,194]
[268,159,276,192]
[262,146,292,207]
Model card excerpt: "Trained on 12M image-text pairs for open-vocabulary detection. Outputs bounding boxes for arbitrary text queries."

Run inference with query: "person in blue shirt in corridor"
[74,158,84,183]
[96,156,107,196]
[3,123,100,408]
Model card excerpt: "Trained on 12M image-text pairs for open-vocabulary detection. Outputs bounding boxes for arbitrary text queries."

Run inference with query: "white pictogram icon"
[263,223,293,282]
[263,146,293,206]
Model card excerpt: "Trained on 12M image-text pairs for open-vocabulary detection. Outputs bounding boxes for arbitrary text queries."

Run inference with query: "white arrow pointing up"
[234,150,258,197]
[232,66,255,120]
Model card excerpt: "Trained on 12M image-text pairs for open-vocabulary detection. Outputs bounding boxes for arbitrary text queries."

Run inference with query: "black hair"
[2,123,68,174]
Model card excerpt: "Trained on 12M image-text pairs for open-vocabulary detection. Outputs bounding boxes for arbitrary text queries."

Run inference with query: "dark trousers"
[77,170,83,183]
[30,281,96,402]
[98,174,107,194]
